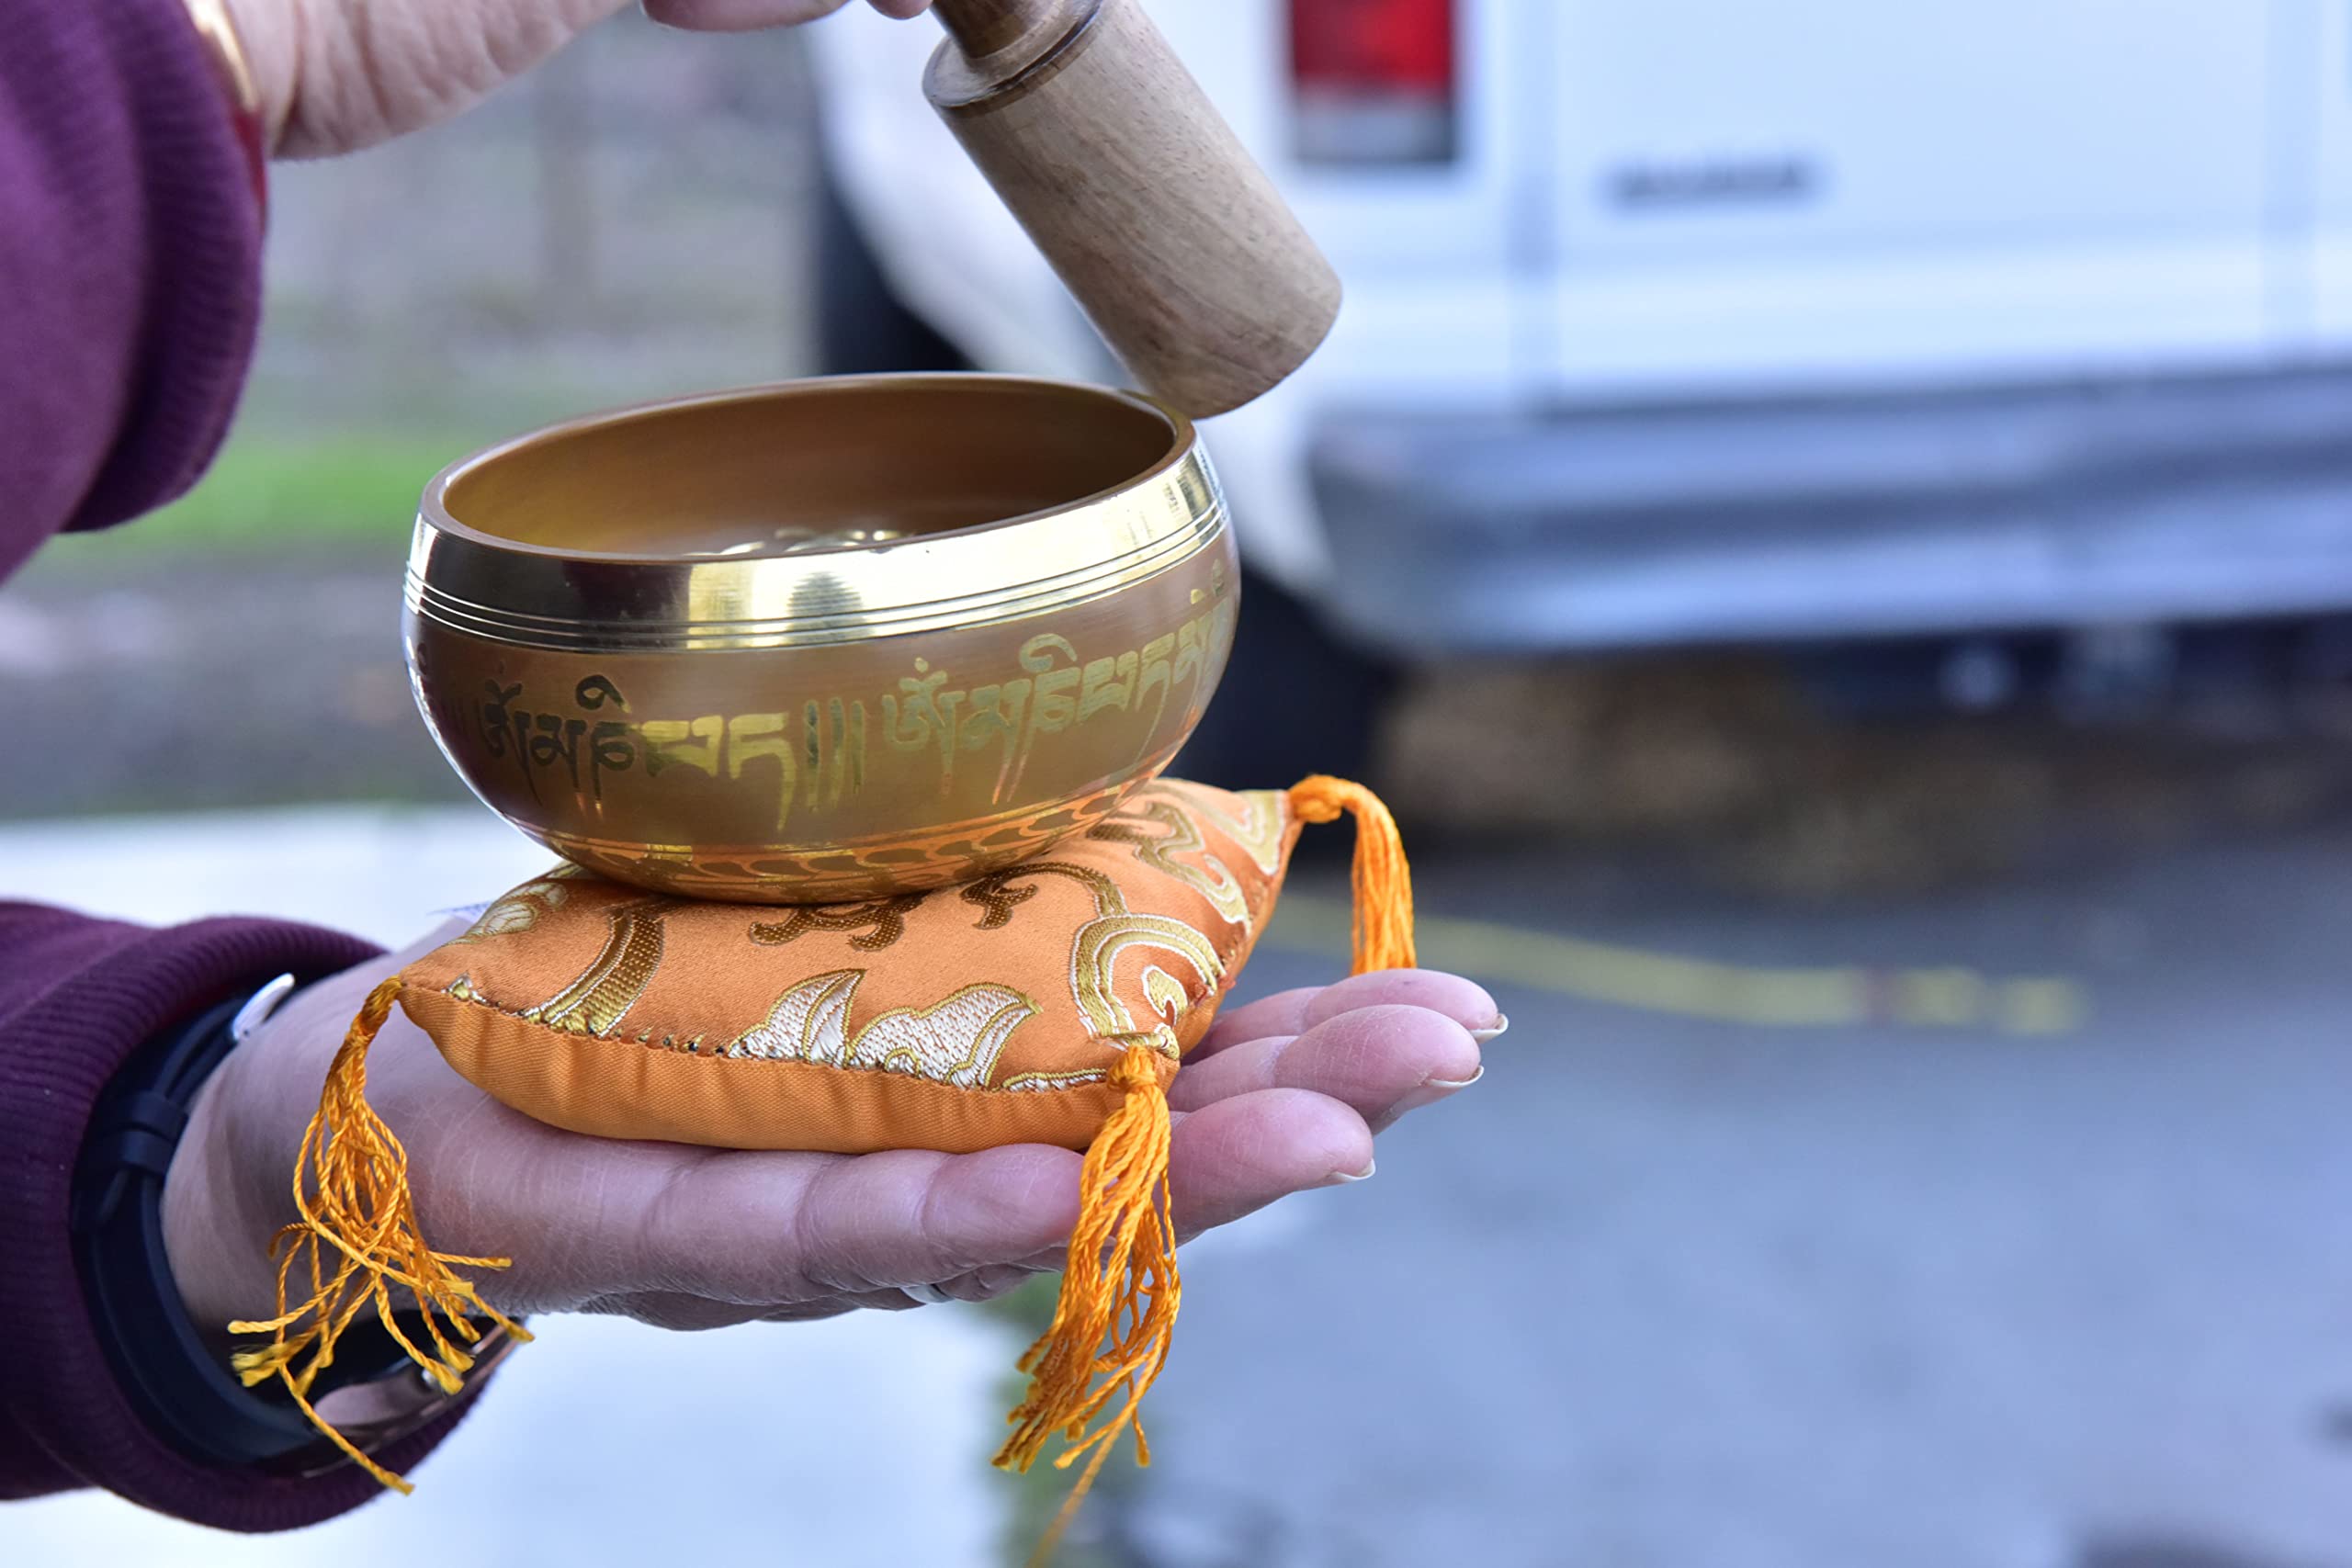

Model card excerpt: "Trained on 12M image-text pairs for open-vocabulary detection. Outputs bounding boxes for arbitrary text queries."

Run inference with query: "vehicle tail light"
[1288,0,1458,165]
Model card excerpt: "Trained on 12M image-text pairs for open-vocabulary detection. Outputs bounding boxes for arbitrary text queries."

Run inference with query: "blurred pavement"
[6,809,2352,1567]
[1141,836,2352,1568]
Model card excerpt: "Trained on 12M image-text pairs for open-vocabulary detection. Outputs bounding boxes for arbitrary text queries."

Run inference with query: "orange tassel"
[995,1043,1179,1562]
[1288,775,1417,973]
[1003,777,1416,1563]
[228,976,529,1492]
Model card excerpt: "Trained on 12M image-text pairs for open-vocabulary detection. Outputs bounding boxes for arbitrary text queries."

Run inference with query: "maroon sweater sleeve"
[0,0,261,577]
[0,0,485,1529]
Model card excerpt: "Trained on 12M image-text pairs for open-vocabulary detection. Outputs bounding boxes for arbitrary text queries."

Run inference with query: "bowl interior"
[435,378,1182,560]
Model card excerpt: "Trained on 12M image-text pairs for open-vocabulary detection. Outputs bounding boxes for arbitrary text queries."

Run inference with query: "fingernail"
[1385,1064,1485,1119]
[1470,1015,1510,1044]
[1321,1159,1376,1186]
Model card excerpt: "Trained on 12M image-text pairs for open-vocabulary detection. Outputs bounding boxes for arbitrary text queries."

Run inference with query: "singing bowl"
[403,375,1238,903]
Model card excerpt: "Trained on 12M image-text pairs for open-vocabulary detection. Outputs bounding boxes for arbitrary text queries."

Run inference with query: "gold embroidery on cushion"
[460,903,537,943]
[961,862,1123,929]
[522,899,673,1037]
[748,893,927,953]
[724,969,1036,1089]
[1140,965,1189,1026]
[1001,1067,1108,1092]
[1086,798,1250,929]
[727,969,860,1063]
[962,861,1222,1057]
[857,985,1037,1088]
[1171,783,1288,876]
[960,874,1035,928]
[446,975,475,1001]
[1070,916,1221,1059]
[451,873,575,944]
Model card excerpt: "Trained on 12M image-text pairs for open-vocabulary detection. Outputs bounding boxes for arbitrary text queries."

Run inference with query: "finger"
[399,1083,750,1317]
[1301,969,1504,1037]
[761,1294,913,1323]
[579,1284,939,1327]
[797,1145,1083,1292]
[1167,1089,1373,1240]
[642,0,929,29]
[1169,1005,1481,1132]
[577,1290,812,1331]
[1190,987,1322,1058]
[1193,970,1502,1062]
[927,1262,1051,1304]
[746,1265,1038,1322]
[643,0,843,28]
[634,1143,1082,1303]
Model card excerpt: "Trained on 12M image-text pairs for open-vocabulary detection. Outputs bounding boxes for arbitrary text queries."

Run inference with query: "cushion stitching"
[421,983,1154,1097]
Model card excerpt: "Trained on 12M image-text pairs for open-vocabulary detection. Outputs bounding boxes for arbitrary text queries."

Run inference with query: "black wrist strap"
[70,978,421,1471]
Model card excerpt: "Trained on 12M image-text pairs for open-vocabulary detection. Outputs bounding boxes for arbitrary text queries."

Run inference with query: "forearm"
[0,0,265,581]
[0,902,485,1528]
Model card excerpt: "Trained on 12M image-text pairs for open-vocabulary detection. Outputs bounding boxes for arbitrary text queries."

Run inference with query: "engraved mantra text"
[463,601,1237,830]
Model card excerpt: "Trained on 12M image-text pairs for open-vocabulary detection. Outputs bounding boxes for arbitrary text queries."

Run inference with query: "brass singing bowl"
[404,376,1238,903]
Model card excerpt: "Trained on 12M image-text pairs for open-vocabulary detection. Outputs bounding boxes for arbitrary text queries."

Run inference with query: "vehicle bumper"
[1307,367,2352,657]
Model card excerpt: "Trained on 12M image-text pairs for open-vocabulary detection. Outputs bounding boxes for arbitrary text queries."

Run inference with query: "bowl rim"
[416,372,1199,566]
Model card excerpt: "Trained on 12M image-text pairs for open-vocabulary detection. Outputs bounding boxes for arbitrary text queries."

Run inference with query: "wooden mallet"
[925,0,1342,418]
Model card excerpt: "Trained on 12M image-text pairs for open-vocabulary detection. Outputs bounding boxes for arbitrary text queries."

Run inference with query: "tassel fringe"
[994,1043,1179,1563]
[228,976,529,1492]
[1288,774,1417,973]
[1003,775,1415,1562]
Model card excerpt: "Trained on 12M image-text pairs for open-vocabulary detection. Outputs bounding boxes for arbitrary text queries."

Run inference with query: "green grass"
[51,430,466,560]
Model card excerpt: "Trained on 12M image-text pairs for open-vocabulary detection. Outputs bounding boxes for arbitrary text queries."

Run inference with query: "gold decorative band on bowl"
[409,375,1221,654]
[403,497,1225,652]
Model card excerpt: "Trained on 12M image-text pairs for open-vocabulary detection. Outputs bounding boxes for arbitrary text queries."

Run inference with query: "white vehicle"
[808,1,2352,758]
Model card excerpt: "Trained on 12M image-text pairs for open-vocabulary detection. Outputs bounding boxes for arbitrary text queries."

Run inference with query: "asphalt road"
[1118,835,2352,1568]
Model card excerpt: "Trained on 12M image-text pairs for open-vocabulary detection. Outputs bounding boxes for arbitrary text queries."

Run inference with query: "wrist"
[164,949,431,1334]
[94,970,486,1475]
[162,1047,277,1344]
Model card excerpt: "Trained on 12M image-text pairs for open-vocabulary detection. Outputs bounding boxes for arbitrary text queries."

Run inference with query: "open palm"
[165,921,1495,1337]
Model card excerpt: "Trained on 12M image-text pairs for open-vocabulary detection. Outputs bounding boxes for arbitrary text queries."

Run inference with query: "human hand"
[164,919,1496,1338]
[222,0,934,160]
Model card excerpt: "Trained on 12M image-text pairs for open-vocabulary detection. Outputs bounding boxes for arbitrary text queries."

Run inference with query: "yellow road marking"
[1265,895,2086,1036]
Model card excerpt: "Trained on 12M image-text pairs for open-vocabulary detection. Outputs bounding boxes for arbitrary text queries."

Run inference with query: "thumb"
[239,0,641,158]
[645,0,932,30]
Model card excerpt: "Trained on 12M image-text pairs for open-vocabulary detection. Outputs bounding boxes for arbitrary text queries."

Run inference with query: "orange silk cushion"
[393,779,1304,1155]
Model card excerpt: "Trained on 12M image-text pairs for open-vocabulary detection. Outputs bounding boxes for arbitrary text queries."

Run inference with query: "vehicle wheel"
[1176,572,1399,794]
[810,162,973,376]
